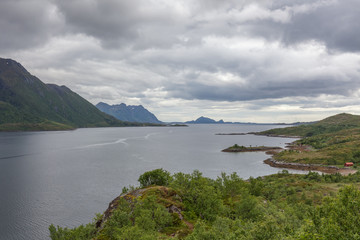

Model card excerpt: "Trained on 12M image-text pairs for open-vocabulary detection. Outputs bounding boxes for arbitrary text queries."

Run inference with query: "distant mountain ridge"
[185,116,224,124]
[96,102,162,124]
[0,58,140,131]
[185,116,312,125]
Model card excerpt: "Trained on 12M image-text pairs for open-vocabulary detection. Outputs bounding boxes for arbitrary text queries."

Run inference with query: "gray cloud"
[54,0,140,48]
[281,0,360,52]
[53,0,187,49]
[166,75,359,102]
[1,0,360,122]
[0,0,63,52]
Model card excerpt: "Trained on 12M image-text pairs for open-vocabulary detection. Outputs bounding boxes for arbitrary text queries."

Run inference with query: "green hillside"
[259,113,360,137]
[49,169,360,240]
[0,58,142,130]
[258,113,360,166]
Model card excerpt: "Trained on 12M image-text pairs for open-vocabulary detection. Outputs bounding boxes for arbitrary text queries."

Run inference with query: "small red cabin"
[344,162,354,167]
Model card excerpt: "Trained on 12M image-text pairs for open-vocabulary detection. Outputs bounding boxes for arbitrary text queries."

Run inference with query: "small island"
[215,133,247,135]
[169,124,188,127]
[222,144,282,152]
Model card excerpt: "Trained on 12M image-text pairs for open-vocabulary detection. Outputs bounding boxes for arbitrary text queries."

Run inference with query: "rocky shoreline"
[252,133,302,138]
[263,154,357,175]
[263,158,343,174]
[220,133,357,175]
[253,133,355,175]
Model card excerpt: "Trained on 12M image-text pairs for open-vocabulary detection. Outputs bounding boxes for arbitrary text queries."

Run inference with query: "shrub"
[138,168,171,187]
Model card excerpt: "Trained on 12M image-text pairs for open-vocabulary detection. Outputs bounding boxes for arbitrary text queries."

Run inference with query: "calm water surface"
[0,124,301,240]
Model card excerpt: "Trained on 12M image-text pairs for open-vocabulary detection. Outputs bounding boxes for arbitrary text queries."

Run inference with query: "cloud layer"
[1,0,360,122]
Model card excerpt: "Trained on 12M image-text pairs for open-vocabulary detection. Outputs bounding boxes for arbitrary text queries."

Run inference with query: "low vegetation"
[222,144,281,152]
[259,113,360,138]
[0,120,75,131]
[274,129,360,166]
[258,113,360,167]
[49,113,360,239]
[50,168,360,240]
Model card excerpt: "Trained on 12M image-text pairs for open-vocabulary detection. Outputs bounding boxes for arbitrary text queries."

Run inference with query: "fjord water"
[0,124,299,240]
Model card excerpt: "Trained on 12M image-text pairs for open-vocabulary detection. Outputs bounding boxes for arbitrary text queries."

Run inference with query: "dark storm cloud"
[54,0,140,47]
[33,0,359,54]
[167,74,359,102]
[0,0,63,52]
[53,0,185,49]
[1,0,360,120]
[281,0,360,52]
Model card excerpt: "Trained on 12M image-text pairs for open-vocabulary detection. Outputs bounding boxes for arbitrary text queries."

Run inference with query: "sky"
[1,0,360,123]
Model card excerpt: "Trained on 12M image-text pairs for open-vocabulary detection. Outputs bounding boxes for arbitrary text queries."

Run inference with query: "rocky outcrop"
[95,186,185,231]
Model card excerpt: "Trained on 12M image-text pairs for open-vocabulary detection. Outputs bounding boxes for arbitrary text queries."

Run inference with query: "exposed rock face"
[95,186,185,231]
[95,188,147,229]
[96,102,163,124]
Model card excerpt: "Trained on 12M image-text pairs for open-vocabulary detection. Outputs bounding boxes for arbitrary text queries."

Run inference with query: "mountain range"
[0,58,143,131]
[185,116,311,125]
[96,102,162,124]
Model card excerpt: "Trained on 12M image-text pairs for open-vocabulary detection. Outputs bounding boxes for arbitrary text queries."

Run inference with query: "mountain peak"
[0,58,31,78]
[96,102,162,124]
[186,116,223,124]
[0,58,137,130]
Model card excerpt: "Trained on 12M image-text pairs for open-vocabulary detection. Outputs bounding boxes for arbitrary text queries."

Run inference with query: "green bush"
[138,168,171,187]
[50,170,360,240]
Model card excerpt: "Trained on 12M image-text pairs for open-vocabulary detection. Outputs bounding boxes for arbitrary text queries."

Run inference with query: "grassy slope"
[259,113,360,137]
[49,170,360,240]
[0,121,75,131]
[259,113,360,166]
[0,58,145,130]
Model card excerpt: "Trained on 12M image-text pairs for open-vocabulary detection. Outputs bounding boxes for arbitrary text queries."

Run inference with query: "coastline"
[263,158,357,175]
[260,135,358,175]
[221,132,358,176]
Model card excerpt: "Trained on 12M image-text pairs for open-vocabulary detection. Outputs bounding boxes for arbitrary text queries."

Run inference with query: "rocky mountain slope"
[0,58,139,131]
[96,102,162,124]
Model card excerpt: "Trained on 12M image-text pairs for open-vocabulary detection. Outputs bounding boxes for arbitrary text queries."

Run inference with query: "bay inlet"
[0,124,301,240]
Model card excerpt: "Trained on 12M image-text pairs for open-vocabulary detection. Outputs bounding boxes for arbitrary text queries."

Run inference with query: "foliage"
[138,168,171,187]
[259,113,360,138]
[48,112,360,239]
[272,127,360,165]
[49,222,95,240]
[50,170,360,240]
[256,113,360,166]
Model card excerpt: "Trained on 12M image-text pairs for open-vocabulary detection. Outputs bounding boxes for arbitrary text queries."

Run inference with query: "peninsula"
[257,113,360,174]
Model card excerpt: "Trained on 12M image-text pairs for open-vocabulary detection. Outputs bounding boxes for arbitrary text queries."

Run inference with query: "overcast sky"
[1,0,360,122]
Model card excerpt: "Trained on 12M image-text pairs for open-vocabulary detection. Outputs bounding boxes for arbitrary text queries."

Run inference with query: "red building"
[344,162,354,167]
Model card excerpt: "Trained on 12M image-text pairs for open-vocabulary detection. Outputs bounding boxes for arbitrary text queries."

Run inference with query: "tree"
[138,168,171,187]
